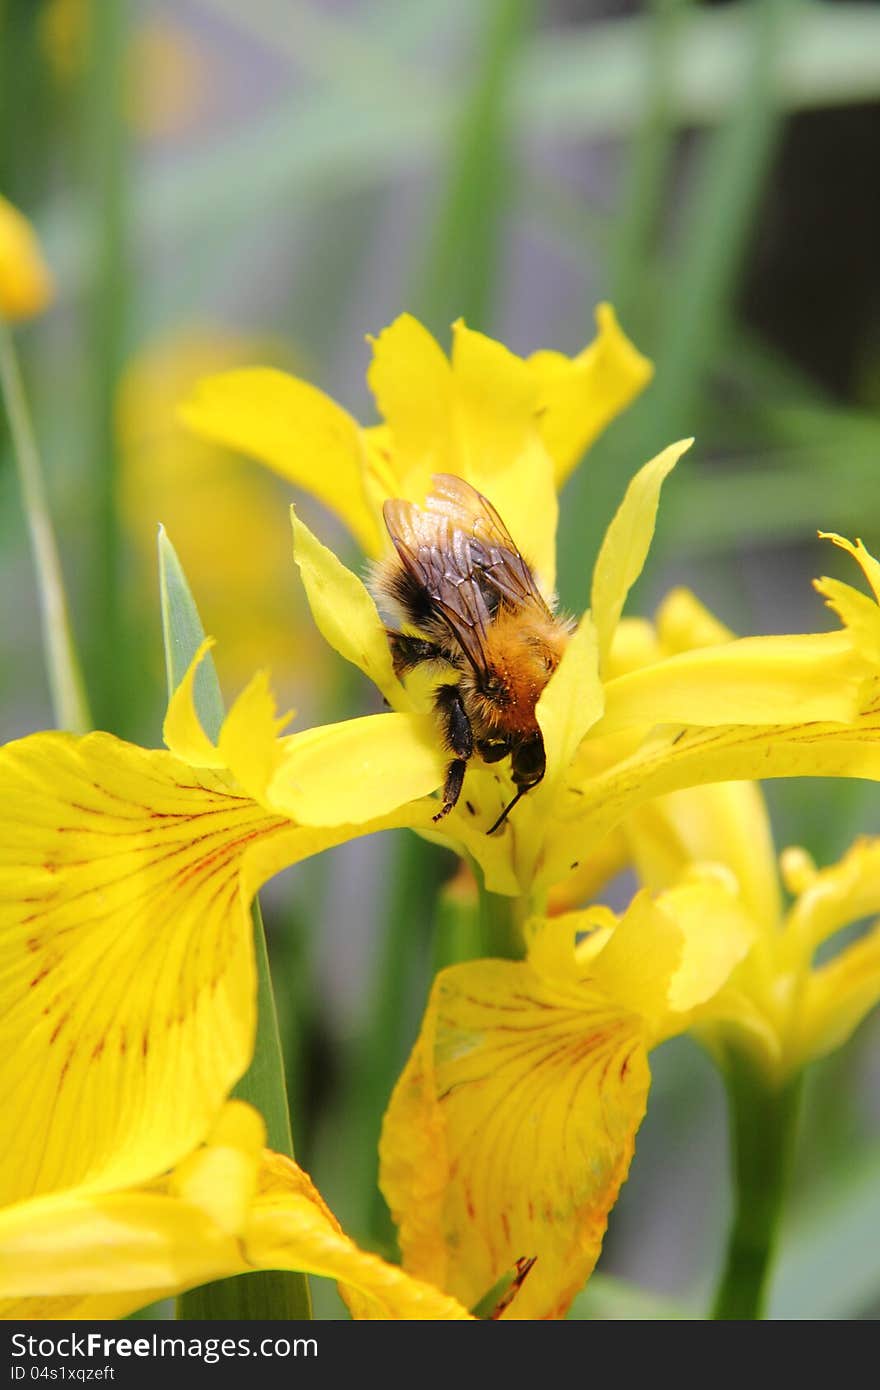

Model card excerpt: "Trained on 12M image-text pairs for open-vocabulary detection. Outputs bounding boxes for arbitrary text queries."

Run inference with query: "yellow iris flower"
[0,1099,470,1320]
[4,310,880,1234]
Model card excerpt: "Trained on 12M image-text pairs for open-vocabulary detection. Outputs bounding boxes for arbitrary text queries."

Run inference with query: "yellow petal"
[380,959,650,1318]
[543,682,880,894]
[606,618,662,678]
[587,892,683,1033]
[162,636,225,767]
[366,313,454,491]
[0,1190,241,1306]
[449,324,559,585]
[291,506,407,708]
[653,872,756,1019]
[536,609,603,787]
[217,669,293,803]
[0,1127,472,1321]
[785,837,880,952]
[250,1152,472,1320]
[268,713,443,825]
[178,367,381,553]
[790,922,880,1069]
[0,196,54,320]
[655,586,735,652]
[814,576,880,664]
[591,439,692,671]
[0,732,291,1203]
[598,631,869,735]
[624,781,782,933]
[528,303,653,485]
[819,532,880,604]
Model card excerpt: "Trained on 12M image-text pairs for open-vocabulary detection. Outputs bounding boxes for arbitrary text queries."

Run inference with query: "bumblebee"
[375,474,571,833]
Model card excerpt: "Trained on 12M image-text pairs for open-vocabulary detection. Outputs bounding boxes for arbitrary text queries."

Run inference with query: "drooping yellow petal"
[380,959,650,1319]
[591,439,692,671]
[291,506,407,709]
[178,368,380,553]
[0,732,280,1202]
[268,713,443,825]
[250,1152,472,1320]
[0,196,54,320]
[528,303,653,485]
[597,630,868,734]
[0,731,421,1206]
[789,923,880,1070]
[535,610,603,787]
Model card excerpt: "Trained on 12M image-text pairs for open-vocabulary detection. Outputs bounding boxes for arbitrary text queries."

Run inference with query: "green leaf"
[157,527,311,1320]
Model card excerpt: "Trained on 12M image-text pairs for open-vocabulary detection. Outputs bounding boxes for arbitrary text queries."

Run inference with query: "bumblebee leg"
[387,632,445,678]
[432,684,473,821]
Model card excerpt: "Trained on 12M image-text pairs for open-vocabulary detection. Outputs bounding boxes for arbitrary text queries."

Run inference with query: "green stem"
[712,1053,803,1319]
[80,0,131,732]
[479,886,522,961]
[0,321,91,732]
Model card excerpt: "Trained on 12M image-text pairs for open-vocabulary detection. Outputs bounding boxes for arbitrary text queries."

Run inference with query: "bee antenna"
[486,787,528,836]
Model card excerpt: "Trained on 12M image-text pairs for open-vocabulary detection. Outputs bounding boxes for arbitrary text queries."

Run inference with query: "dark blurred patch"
[741,102,880,398]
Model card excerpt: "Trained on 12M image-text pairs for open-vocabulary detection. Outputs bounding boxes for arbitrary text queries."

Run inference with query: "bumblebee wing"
[382,496,494,672]
[427,473,553,617]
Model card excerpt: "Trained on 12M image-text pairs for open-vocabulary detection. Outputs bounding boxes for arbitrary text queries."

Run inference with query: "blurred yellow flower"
[0,1099,471,1320]
[0,197,54,321]
[118,329,328,714]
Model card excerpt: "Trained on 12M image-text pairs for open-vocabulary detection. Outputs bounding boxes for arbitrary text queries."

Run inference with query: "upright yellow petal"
[784,837,880,952]
[178,368,380,553]
[366,314,454,492]
[591,439,692,671]
[0,197,53,320]
[790,924,880,1069]
[291,507,407,709]
[535,610,603,788]
[528,303,653,485]
[380,959,649,1319]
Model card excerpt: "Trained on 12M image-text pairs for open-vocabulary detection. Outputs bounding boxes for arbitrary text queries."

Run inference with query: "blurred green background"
[2,0,879,1318]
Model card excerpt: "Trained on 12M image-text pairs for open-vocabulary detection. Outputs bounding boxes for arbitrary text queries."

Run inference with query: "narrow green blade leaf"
[157,525,224,740]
